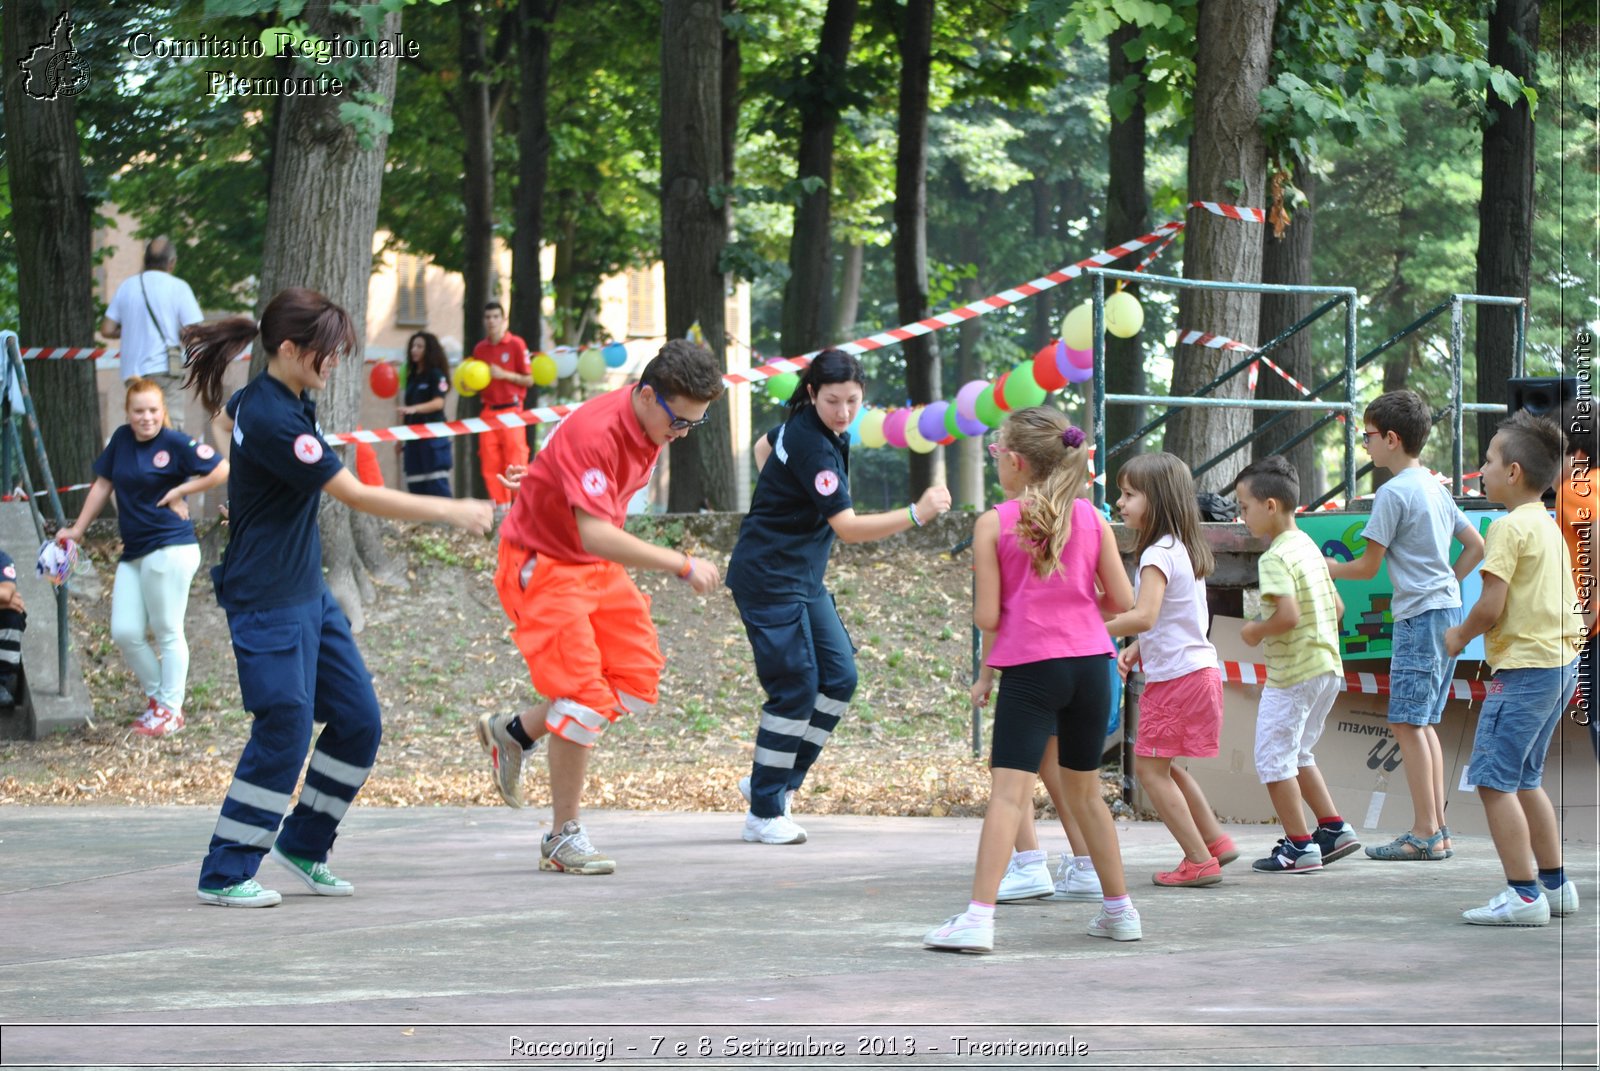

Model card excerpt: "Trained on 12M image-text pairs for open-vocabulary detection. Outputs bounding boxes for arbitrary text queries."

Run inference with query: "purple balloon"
[955,379,988,423]
[955,411,987,437]
[919,401,950,442]
[1061,341,1094,371]
[1063,358,1093,384]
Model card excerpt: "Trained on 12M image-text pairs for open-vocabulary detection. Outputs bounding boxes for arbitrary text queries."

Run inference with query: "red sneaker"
[1153,856,1222,887]
[1207,835,1240,866]
[135,704,185,738]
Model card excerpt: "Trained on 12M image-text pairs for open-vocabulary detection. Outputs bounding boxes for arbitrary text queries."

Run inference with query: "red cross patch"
[814,470,840,496]
[2,565,14,580]
[196,444,216,460]
[293,434,324,464]
[152,450,170,469]
[581,468,607,497]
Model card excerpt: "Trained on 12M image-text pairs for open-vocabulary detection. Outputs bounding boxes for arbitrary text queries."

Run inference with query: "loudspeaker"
[1508,376,1580,417]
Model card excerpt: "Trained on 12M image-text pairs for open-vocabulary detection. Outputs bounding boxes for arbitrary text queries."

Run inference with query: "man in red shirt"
[475,339,725,874]
[472,302,533,507]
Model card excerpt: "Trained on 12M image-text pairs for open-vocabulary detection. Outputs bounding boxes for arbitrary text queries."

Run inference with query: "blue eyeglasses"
[651,388,711,431]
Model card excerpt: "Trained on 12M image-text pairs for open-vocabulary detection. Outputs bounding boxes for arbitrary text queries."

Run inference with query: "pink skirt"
[1135,666,1223,758]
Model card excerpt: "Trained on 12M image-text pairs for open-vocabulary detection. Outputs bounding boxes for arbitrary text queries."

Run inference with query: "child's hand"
[497,463,528,490]
[1116,643,1140,680]
[1444,625,1465,658]
[916,485,953,522]
[157,488,189,520]
[1240,620,1263,647]
[451,500,495,536]
[970,673,993,708]
[682,555,721,595]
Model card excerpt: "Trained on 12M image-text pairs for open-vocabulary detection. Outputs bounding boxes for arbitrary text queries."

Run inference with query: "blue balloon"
[845,407,865,443]
[602,342,629,369]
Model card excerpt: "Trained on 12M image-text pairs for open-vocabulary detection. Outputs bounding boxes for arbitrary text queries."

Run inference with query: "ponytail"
[180,288,356,416]
[1004,407,1090,579]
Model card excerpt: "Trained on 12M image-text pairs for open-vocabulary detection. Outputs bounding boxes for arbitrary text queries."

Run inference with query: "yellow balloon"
[453,364,478,398]
[461,359,492,392]
[903,409,937,454]
[1105,290,1145,338]
[1062,301,1094,351]
[858,409,887,449]
[530,353,558,387]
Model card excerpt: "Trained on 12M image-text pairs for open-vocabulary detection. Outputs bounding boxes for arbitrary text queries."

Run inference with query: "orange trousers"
[494,541,664,745]
[478,420,530,505]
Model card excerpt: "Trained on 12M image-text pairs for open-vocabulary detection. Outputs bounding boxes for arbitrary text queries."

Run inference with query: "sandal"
[1434,825,1454,859]
[1364,831,1440,860]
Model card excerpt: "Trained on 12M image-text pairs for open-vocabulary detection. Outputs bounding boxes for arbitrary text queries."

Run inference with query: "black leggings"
[991,655,1114,773]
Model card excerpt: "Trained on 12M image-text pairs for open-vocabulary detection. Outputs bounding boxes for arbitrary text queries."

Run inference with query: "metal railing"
[0,331,72,696]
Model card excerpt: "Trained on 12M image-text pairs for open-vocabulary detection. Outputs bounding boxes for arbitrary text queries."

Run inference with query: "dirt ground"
[0,521,1127,819]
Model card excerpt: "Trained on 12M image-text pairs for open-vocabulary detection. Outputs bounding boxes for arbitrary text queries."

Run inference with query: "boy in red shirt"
[472,302,532,507]
[475,339,724,874]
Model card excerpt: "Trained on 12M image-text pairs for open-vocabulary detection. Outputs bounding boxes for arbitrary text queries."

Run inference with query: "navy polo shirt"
[212,374,344,613]
[93,426,221,562]
[0,549,15,585]
[403,367,450,424]
[726,404,852,600]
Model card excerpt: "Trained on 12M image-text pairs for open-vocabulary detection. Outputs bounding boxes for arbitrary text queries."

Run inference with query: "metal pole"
[1092,273,1107,508]
[1450,299,1465,496]
[1344,295,1358,503]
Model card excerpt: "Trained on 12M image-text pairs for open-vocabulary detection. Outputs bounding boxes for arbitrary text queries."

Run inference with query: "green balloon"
[974,385,1002,428]
[943,401,965,440]
[1005,361,1048,409]
[766,371,800,403]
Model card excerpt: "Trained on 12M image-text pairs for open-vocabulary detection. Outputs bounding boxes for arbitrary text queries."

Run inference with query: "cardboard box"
[1134,618,1596,844]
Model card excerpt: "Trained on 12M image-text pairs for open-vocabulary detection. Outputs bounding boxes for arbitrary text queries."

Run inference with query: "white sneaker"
[1086,906,1142,941]
[1462,886,1550,927]
[738,775,794,817]
[1547,880,1579,917]
[1054,857,1102,901]
[742,812,807,845]
[996,857,1054,902]
[923,912,993,952]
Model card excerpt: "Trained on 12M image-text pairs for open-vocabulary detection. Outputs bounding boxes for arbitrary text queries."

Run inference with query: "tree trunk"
[256,2,402,630]
[661,0,734,511]
[833,242,864,338]
[1255,162,1321,500]
[512,0,557,461]
[954,207,986,511]
[2,1,101,519]
[779,0,858,355]
[1102,21,1149,494]
[1474,0,1538,458]
[1166,0,1277,492]
[453,1,499,500]
[893,0,941,497]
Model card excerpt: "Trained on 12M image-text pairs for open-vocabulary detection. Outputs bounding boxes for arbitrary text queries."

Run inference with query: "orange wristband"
[676,554,694,580]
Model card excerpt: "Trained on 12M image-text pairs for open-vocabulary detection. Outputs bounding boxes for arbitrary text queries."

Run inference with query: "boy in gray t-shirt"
[1326,390,1484,861]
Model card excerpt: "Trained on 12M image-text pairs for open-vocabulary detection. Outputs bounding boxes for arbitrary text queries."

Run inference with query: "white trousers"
[110,543,201,712]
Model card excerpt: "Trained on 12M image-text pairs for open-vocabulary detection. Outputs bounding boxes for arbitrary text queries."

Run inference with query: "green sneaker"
[196,878,282,908]
[270,845,354,896]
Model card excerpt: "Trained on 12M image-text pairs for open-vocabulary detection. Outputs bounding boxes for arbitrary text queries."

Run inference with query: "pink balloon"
[883,408,910,449]
[955,379,988,422]
[918,401,950,442]
[1061,341,1094,371]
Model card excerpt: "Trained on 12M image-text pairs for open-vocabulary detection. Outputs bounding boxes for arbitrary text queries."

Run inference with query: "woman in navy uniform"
[182,288,491,908]
[726,350,952,845]
[397,331,453,497]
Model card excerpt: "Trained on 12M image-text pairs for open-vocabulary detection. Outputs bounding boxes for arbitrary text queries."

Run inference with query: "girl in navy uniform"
[182,289,492,908]
[726,350,952,845]
[57,378,229,736]
[397,331,453,497]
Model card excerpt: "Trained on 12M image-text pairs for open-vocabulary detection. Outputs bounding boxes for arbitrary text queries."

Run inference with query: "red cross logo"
[814,470,839,496]
[152,450,170,469]
[196,444,216,460]
[293,434,324,464]
[581,468,607,497]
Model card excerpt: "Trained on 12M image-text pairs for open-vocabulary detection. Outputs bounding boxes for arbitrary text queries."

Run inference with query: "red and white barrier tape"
[2,481,94,502]
[1218,659,1491,701]
[1178,329,1257,353]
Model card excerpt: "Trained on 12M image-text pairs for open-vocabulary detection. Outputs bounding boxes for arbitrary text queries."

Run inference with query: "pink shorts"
[1135,666,1223,758]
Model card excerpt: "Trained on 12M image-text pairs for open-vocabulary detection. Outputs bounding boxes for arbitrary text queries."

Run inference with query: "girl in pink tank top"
[924,407,1139,954]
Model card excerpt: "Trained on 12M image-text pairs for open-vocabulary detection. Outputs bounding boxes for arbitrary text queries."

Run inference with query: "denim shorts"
[1388,605,1462,726]
[1468,661,1580,792]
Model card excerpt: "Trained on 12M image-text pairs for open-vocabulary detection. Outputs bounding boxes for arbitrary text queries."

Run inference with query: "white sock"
[1102,893,1132,915]
[1014,849,1045,867]
[966,900,996,920]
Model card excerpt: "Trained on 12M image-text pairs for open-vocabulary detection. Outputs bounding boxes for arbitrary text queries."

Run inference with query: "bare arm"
[1095,516,1134,615]
[1446,571,1507,657]
[488,365,534,388]
[1453,521,1485,583]
[100,317,121,339]
[399,397,446,418]
[322,467,492,534]
[56,478,115,544]
[574,508,720,594]
[753,434,773,472]
[1326,538,1386,581]
[157,460,230,511]
[827,485,952,544]
[1105,565,1165,637]
[972,509,1001,632]
[1241,592,1300,647]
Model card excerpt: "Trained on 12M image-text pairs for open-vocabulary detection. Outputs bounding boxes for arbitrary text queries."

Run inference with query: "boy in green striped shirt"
[1236,456,1358,872]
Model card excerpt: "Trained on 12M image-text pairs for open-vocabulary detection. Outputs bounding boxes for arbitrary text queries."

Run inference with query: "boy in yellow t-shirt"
[1235,456,1357,873]
[1446,412,1582,927]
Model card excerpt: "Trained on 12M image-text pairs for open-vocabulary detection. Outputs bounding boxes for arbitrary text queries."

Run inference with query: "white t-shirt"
[105,270,203,379]
[1135,534,1217,682]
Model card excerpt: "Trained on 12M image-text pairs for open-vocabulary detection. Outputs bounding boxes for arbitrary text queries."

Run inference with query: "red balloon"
[994,372,1013,411]
[938,435,956,446]
[369,362,399,398]
[1032,342,1068,391]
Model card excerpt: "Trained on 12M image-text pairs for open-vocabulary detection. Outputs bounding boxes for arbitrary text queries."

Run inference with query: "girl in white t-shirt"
[1106,453,1234,888]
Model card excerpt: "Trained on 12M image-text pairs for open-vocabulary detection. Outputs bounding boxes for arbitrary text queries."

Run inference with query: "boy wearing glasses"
[1326,390,1485,861]
[475,340,725,874]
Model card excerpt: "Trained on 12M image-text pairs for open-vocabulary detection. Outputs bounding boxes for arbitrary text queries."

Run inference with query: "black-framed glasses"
[651,389,711,431]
